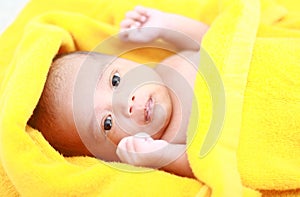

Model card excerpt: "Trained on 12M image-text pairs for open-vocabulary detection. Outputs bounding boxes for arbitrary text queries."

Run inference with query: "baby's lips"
[144,97,154,122]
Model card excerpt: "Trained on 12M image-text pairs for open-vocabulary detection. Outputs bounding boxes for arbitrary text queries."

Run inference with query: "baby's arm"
[120,6,209,51]
[116,134,195,178]
[160,143,195,178]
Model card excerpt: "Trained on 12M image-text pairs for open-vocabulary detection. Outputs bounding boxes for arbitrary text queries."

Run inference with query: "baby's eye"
[112,72,120,87]
[103,115,113,131]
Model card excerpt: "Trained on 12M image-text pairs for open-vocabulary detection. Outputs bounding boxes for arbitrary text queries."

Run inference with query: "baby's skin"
[119,6,208,50]
[30,6,208,178]
[115,6,209,178]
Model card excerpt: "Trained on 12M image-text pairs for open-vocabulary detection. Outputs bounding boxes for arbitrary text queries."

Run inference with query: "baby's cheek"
[108,128,130,145]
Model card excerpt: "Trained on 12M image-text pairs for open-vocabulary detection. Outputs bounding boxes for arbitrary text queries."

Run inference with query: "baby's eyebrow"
[96,64,106,84]
[94,58,114,84]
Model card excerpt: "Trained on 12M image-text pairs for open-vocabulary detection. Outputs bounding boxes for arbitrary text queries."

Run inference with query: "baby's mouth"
[144,97,154,122]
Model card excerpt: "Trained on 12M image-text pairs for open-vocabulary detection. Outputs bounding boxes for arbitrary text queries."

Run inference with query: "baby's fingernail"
[134,21,141,27]
[141,16,147,22]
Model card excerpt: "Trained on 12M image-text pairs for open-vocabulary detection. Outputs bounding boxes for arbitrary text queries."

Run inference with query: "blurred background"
[0,0,29,34]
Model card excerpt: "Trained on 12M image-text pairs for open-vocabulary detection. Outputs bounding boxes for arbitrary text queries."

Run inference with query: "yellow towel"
[237,1,300,196]
[0,1,204,196]
[0,0,299,196]
[188,0,261,196]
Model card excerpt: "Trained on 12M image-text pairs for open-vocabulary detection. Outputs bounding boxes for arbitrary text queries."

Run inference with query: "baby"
[29,6,209,178]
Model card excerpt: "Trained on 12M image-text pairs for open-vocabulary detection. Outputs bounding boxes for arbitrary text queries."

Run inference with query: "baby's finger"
[134,5,149,18]
[117,147,133,164]
[116,138,129,160]
[124,137,133,152]
[120,18,135,29]
[116,137,127,151]
[119,28,129,41]
[125,10,145,22]
[117,137,138,164]
[134,132,152,140]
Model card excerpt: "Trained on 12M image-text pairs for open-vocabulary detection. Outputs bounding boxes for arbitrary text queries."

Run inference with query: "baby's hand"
[116,133,169,168]
[119,6,165,43]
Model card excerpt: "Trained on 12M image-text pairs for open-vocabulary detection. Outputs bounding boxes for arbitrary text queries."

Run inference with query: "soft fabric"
[191,0,300,197]
[236,1,300,196]
[0,0,299,196]
[237,2,300,196]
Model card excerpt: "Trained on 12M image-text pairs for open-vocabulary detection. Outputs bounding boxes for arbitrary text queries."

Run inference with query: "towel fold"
[237,1,300,196]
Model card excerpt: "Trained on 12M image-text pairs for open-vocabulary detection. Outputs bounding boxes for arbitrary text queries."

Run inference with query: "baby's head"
[29,51,173,161]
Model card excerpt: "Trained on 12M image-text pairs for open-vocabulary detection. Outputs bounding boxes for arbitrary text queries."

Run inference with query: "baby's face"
[59,53,172,161]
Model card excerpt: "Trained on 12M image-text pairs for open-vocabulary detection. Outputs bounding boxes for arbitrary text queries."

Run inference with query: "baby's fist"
[119,6,164,43]
[116,133,168,168]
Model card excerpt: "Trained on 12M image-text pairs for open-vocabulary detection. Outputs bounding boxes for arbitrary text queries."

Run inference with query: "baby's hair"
[28,51,85,155]
[28,51,110,156]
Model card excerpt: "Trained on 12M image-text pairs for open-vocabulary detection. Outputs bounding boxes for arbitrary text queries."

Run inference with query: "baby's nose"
[128,94,151,125]
[128,95,135,115]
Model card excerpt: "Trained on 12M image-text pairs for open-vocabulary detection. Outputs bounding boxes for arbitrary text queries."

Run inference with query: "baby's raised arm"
[117,6,203,178]
[120,6,209,51]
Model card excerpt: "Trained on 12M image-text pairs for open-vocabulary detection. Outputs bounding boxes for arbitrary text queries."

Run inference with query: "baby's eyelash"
[111,72,121,87]
[103,115,113,132]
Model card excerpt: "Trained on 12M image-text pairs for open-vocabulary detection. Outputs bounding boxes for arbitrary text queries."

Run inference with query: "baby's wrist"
[158,13,171,39]
[157,143,182,167]
[158,13,179,42]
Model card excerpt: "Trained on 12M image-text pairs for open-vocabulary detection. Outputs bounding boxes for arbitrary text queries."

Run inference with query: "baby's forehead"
[52,53,123,93]
[54,52,112,75]
[65,52,115,86]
